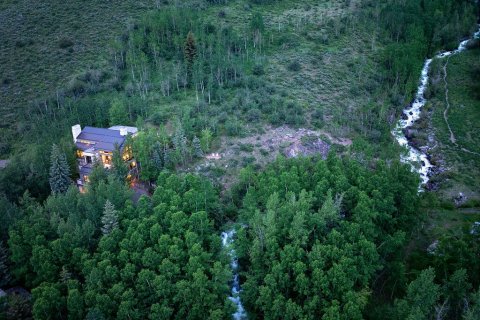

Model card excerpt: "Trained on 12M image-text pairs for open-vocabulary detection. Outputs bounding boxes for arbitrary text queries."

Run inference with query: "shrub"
[58,37,74,49]
[67,79,87,97]
[239,143,254,153]
[466,38,480,50]
[241,156,256,166]
[287,60,302,72]
[252,64,264,76]
[225,119,241,136]
[246,108,262,122]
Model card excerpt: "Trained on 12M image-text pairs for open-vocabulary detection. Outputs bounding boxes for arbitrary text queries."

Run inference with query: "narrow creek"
[392,25,480,189]
[221,229,247,320]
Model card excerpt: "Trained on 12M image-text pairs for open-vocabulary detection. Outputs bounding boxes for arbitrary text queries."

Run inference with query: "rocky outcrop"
[284,137,330,159]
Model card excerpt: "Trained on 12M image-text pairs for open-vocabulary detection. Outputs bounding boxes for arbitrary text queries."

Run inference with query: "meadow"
[427,47,480,202]
[0,0,159,154]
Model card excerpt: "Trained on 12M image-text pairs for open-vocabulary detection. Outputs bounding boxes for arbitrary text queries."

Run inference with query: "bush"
[58,37,74,49]
[246,108,262,122]
[275,33,300,49]
[287,60,302,72]
[67,79,87,97]
[239,143,254,153]
[225,119,242,136]
[241,156,256,166]
[252,64,265,76]
[466,38,480,50]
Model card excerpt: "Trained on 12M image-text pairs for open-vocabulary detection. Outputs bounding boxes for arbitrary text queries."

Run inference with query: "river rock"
[454,192,467,207]
[402,128,417,140]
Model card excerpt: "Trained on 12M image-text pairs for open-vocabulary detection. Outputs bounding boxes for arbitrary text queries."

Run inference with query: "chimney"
[72,124,81,143]
[120,127,128,136]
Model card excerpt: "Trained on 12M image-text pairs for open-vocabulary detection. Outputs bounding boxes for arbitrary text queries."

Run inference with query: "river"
[221,229,247,320]
[392,25,480,189]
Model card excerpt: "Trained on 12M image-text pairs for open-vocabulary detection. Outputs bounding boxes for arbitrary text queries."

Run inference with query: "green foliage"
[101,200,119,236]
[192,136,203,158]
[6,171,229,318]
[184,31,197,82]
[287,60,301,72]
[234,156,419,318]
[111,146,129,182]
[109,98,129,126]
[0,241,11,287]
[375,0,476,103]
[49,144,71,194]
[32,283,65,320]
[393,268,439,320]
[88,159,109,189]
[200,128,212,153]
[1,1,480,319]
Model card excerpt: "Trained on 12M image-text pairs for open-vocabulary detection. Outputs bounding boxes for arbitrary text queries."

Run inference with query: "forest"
[1,0,480,319]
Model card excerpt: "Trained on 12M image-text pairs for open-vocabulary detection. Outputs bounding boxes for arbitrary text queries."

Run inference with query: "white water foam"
[392,25,480,189]
[221,229,247,320]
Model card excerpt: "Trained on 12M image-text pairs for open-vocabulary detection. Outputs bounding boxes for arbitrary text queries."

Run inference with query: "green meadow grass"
[429,48,480,200]
[0,0,157,132]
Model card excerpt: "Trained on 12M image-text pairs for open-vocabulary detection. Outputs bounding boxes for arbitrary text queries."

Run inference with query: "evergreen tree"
[173,125,188,166]
[152,142,163,171]
[0,241,11,287]
[184,31,197,66]
[163,147,172,169]
[101,200,119,236]
[49,144,71,194]
[184,31,197,84]
[192,136,203,158]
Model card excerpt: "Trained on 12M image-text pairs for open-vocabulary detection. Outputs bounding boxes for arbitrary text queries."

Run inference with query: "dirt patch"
[187,126,351,189]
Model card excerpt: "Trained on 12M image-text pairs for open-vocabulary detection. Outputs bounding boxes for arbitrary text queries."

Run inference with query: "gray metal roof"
[76,126,126,152]
[109,125,138,135]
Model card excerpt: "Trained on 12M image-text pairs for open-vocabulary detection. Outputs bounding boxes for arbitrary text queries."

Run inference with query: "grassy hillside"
[0,0,158,153]
[427,47,480,202]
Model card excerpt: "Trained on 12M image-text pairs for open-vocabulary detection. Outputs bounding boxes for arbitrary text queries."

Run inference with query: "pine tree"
[184,31,197,66]
[192,136,203,158]
[184,31,197,84]
[152,142,163,171]
[101,200,119,236]
[173,125,188,166]
[163,147,172,169]
[49,144,71,194]
[0,241,11,287]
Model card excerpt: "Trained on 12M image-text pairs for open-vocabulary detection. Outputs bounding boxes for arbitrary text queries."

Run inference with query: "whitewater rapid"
[392,25,480,189]
[221,229,247,320]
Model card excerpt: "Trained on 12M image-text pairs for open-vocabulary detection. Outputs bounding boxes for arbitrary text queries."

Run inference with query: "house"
[72,124,138,190]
